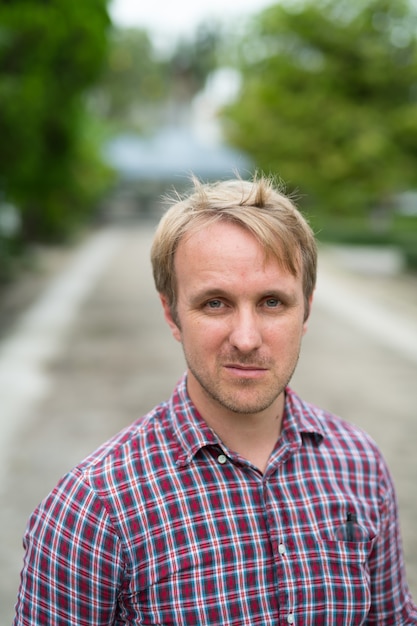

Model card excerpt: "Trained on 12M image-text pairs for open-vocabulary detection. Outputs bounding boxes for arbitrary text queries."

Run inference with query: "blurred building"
[102,68,252,220]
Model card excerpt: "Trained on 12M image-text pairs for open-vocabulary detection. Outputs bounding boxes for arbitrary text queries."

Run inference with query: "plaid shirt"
[14,375,417,625]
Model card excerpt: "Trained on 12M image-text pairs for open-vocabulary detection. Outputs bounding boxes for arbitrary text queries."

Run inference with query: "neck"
[212,410,283,473]
[188,381,285,473]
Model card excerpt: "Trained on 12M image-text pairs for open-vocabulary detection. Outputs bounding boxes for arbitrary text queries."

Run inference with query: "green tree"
[95,27,169,132]
[0,0,111,243]
[222,0,417,217]
[94,21,222,132]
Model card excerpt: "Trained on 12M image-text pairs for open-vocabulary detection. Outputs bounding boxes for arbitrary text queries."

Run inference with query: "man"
[14,176,417,624]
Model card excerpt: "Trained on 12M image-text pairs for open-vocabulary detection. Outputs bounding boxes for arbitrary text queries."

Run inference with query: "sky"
[109,0,275,44]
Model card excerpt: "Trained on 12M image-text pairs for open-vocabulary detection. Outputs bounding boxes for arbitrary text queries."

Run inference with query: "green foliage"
[95,27,170,131]
[222,0,417,217]
[0,0,111,243]
[94,21,222,133]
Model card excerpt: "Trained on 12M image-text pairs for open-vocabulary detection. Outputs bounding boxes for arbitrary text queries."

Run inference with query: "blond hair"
[151,176,317,319]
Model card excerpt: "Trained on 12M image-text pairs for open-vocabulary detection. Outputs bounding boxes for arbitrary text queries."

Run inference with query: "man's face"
[161,221,311,420]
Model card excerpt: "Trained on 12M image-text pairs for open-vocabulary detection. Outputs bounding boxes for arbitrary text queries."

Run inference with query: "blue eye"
[265,298,280,307]
[207,300,222,309]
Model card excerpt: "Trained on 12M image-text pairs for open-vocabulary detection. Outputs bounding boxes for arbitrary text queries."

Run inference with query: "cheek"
[183,319,228,351]
[270,319,306,346]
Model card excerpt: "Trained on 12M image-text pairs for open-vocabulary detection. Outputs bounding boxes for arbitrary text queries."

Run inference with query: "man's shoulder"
[286,387,396,499]
[286,387,382,457]
[29,400,179,536]
[70,400,177,487]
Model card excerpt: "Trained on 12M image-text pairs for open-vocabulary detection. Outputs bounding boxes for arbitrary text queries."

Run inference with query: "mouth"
[224,364,268,378]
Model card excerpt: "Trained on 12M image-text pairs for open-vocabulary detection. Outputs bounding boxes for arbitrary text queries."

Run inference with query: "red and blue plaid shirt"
[14,375,417,625]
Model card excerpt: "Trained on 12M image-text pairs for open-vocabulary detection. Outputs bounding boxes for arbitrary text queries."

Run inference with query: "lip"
[224,364,268,378]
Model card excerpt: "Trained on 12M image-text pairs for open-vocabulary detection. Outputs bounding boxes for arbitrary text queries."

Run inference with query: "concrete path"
[1,222,416,623]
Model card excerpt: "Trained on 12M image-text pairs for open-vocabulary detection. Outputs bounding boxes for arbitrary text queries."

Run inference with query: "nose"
[229,308,262,353]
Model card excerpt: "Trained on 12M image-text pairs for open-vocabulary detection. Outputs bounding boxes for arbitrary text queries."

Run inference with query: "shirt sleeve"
[13,470,126,626]
[366,453,417,624]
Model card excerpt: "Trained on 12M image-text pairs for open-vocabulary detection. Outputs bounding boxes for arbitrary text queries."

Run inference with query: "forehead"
[177,218,299,266]
[174,221,302,291]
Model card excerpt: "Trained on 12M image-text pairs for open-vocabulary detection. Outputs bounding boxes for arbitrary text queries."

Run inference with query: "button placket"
[262,476,297,623]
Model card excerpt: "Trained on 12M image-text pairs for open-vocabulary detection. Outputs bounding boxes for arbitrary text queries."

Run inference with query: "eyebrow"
[188,288,230,305]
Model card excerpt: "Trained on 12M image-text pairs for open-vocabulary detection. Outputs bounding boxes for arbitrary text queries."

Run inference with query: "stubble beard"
[185,351,300,416]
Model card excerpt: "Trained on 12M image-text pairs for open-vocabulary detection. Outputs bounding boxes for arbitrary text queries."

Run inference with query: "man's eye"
[265,298,280,308]
[206,300,223,309]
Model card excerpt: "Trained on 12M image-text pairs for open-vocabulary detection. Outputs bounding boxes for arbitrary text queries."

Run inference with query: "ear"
[159,294,182,342]
[302,292,314,335]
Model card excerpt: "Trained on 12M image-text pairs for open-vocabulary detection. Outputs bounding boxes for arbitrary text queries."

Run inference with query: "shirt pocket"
[303,537,374,625]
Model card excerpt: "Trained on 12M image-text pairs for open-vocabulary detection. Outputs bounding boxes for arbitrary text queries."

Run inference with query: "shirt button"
[217,454,227,465]
[287,614,294,624]
[278,543,286,555]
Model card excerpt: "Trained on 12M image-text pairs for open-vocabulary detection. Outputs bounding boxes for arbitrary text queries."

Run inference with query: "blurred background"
[1,0,417,621]
[2,0,417,269]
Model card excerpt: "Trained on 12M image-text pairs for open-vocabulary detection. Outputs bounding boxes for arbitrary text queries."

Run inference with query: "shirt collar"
[283,387,325,445]
[169,375,325,467]
[169,375,221,466]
